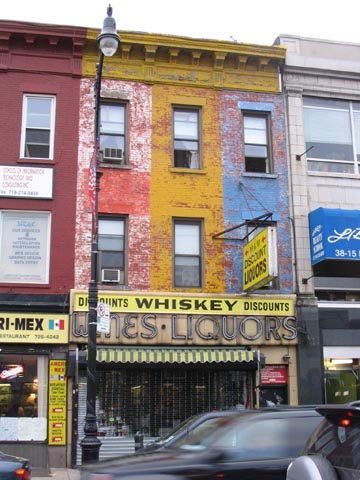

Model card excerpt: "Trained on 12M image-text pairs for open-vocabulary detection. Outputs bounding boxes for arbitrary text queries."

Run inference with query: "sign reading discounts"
[48,360,66,445]
[243,227,278,292]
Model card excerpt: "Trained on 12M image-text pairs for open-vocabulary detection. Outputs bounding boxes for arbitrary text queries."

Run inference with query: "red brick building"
[0,20,86,468]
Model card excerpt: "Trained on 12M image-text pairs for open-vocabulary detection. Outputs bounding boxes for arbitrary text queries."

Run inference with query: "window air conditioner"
[103,148,124,164]
[101,268,124,283]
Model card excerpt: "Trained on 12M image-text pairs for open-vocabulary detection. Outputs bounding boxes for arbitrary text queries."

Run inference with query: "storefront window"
[324,358,360,403]
[0,354,48,440]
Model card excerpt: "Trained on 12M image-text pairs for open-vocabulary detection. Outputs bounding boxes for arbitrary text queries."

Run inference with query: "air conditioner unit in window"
[101,268,124,283]
[103,148,125,164]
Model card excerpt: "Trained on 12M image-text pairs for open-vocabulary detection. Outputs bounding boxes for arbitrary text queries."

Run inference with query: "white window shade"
[175,224,199,255]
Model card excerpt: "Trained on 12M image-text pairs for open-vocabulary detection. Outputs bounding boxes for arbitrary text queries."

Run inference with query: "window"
[216,416,322,460]
[0,210,51,284]
[304,97,360,173]
[174,220,202,288]
[244,114,271,173]
[0,354,48,440]
[98,217,125,284]
[21,95,56,159]
[173,108,200,169]
[99,103,126,164]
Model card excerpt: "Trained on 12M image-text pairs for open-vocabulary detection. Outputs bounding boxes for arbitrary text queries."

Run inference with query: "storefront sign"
[48,360,66,445]
[0,165,53,198]
[72,291,294,316]
[243,227,278,291]
[309,207,360,265]
[261,365,288,384]
[0,364,24,380]
[0,313,69,343]
[0,211,51,284]
[71,312,297,345]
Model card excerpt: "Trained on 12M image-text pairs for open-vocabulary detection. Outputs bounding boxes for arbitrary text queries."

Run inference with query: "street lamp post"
[80,5,120,464]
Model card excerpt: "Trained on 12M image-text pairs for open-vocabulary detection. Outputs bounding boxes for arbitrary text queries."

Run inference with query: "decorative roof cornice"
[84,28,285,93]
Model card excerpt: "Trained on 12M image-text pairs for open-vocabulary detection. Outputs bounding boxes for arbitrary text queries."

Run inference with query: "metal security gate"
[93,366,252,438]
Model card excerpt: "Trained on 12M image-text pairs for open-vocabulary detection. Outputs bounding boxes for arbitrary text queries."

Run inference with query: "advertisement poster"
[48,360,67,445]
[0,211,51,283]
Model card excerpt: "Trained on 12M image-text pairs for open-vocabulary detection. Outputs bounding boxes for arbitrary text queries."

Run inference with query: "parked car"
[287,402,360,480]
[141,409,238,451]
[0,451,31,480]
[81,406,322,480]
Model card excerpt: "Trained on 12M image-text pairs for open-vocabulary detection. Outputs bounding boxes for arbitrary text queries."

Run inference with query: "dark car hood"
[81,448,213,477]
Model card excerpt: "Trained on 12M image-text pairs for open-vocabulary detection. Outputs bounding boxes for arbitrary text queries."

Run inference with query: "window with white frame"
[99,103,126,164]
[244,113,272,173]
[304,97,360,173]
[98,217,125,284]
[173,108,200,169]
[0,210,51,284]
[174,220,202,288]
[21,95,56,159]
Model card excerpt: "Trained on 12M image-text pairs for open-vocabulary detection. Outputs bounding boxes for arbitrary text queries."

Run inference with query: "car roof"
[316,401,360,423]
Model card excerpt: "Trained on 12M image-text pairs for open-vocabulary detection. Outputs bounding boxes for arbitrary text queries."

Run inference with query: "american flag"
[88,144,98,236]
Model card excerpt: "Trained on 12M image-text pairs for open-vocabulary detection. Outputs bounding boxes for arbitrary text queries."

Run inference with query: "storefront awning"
[96,347,256,365]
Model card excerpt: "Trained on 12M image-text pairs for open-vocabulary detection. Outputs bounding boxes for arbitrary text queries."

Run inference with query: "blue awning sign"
[309,208,360,265]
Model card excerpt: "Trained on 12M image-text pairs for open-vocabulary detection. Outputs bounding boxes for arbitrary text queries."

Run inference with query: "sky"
[2,0,360,47]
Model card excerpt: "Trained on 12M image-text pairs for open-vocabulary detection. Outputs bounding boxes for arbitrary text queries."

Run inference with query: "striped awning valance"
[95,347,255,364]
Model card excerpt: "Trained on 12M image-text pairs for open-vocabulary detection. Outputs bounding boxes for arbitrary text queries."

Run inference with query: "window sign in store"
[48,360,67,445]
[0,165,53,199]
[0,364,24,380]
[0,210,51,283]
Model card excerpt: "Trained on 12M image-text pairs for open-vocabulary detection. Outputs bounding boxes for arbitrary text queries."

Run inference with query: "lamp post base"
[80,414,102,464]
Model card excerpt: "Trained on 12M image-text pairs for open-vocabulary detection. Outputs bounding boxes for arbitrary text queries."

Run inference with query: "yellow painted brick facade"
[150,84,225,292]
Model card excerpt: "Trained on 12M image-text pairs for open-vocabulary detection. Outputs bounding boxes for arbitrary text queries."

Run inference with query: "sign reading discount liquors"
[243,227,278,292]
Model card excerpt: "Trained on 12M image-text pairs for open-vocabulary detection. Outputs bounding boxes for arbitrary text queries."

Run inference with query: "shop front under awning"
[95,347,258,365]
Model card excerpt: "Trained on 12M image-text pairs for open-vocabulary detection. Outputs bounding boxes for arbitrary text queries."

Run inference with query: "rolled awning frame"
[94,347,258,365]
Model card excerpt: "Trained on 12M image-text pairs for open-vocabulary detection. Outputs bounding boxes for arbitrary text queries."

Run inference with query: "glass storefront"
[320,303,360,405]
[0,354,48,441]
[324,358,360,404]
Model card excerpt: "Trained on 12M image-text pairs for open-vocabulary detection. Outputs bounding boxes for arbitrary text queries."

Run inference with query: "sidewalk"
[32,468,80,480]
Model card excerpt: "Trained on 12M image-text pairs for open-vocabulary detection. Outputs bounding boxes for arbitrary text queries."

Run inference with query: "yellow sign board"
[48,360,67,445]
[0,313,69,343]
[72,291,293,316]
[243,227,278,292]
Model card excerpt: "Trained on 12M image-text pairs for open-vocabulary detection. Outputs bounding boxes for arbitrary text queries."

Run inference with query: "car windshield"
[170,414,241,450]
[168,415,239,449]
[151,415,199,446]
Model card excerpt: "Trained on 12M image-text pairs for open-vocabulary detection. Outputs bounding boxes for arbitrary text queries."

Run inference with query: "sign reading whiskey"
[70,291,297,345]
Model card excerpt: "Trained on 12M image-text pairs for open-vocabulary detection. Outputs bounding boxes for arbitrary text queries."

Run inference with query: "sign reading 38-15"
[309,207,360,265]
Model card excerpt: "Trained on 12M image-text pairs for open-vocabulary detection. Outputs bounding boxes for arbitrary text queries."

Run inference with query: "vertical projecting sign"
[243,227,278,292]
